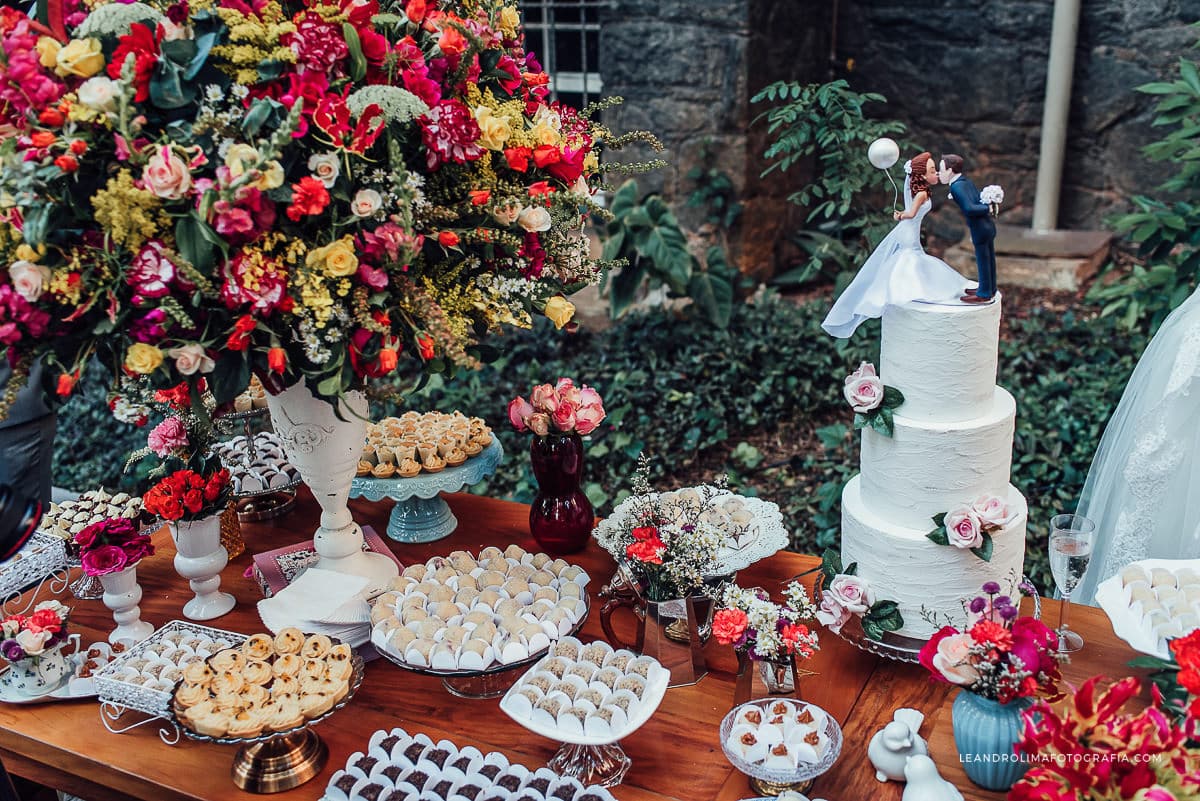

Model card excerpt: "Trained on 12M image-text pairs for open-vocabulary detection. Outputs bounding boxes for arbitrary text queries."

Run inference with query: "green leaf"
[882,385,905,409]
[607,260,645,320]
[853,412,868,431]
[1128,655,1176,670]
[932,512,947,527]
[343,23,368,82]
[870,408,894,438]
[971,531,994,562]
[926,527,950,546]
[175,214,217,273]
[687,264,733,329]
[820,548,842,582]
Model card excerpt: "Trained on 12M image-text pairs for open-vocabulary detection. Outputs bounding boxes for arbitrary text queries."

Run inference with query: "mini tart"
[184,702,229,738]
[264,700,304,732]
[183,662,214,686]
[175,681,211,709]
[300,659,328,681]
[211,669,246,696]
[209,649,245,672]
[444,448,468,467]
[301,634,332,660]
[422,454,446,473]
[463,441,484,457]
[240,684,271,708]
[273,628,305,656]
[271,676,300,696]
[272,654,303,678]
[226,708,265,738]
[242,660,273,686]
[326,658,354,683]
[397,458,422,478]
[299,691,334,718]
[356,460,374,477]
[370,462,397,479]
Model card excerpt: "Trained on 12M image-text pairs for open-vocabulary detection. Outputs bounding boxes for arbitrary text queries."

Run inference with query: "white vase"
[98,564,154,645]
[265,380,398,593]
[170,514,236,621]
[0,635,79,698]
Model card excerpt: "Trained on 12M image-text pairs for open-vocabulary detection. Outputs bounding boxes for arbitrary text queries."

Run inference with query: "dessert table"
[0,489,1147,801]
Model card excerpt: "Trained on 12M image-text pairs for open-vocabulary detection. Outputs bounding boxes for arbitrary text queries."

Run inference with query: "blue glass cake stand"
[349,439,504,543]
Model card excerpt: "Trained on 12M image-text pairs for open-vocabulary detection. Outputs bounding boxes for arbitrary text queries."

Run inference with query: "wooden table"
[0,490,1147,801]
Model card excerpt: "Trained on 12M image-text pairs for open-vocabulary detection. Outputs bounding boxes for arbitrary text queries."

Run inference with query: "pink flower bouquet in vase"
[508,378,605,553]
[918,582,1066,791]
[74,518,156,644]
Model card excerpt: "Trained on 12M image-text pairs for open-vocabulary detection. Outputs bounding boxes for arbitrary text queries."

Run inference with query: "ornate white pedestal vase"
[98,564,154,645]
[170,514,236,621]
[265,381,398,594]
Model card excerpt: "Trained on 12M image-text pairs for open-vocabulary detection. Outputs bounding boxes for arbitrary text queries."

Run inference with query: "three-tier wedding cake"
[840,296,1027,640]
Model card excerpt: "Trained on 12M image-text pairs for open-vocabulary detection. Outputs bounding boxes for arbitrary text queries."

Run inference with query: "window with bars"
[522,0,605,110]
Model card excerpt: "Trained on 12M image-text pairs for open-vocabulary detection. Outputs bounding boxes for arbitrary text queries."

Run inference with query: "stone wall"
[839,0,1200,234]
[598,0,831,277]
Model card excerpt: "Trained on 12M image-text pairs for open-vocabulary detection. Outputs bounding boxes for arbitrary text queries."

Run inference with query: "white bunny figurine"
[902,754,964,801]
[867,707,928,782]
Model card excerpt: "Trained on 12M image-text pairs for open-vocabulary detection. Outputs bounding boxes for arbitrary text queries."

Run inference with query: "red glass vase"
[529,433,594,554]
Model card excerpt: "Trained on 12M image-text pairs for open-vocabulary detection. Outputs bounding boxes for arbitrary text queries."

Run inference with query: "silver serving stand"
[214,407,303,522]
[0,531,71,615]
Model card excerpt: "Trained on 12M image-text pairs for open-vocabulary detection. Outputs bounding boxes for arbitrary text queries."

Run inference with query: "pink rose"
[971,495,1010,529]
[945,507,984,550]
[168,344,214,376]
[147,417,189,458]
[578,385,602,408]
[552,403,576,432]
[8,261,50,302]
[827,574,873,615]
[80,544,129,577]
[575,404,605,435]
[143,145,192,200]
[508,396,533,431]
[557,380,581,407]
[815,592,852,633]
[527,413,550,436]
[843,362,884,413]
[931,632,980,685]
[530,384,559,413]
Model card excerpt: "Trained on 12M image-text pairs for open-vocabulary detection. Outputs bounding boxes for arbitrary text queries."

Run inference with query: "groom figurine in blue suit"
[938,154,996,304]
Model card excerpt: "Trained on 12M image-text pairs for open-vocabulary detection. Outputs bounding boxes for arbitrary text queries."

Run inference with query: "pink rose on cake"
[971,494,1011,529]
[944,506,984,550]
[816,591,853,633]
[826,574,874,615]
[843,362,884,413]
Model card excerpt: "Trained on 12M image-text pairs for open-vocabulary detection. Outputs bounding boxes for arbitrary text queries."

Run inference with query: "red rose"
[226,314,257,351]
[533,145,560,169]
[54,155,78,173]
[712,608,748,645]
[416,333,435,361]
[504,146,532,172]
[527,181,554,197]
[69,139,87,155]
[468,189,490,206]
[286,176,330,222]
[377,347,398,372]
[405,0,426,22]
[438,231,459,247]
[38,107,64,127]
[56,370,79,397]
[183,489,204,514]
[29,131,55,149]
[268,347,287,374]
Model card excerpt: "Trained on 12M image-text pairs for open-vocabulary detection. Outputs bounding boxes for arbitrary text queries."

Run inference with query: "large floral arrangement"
[507,376,604,437]
[918,581,1065,704]
[713,580,820,662]
[0,0,658,417]
[73,516,156,574]
[592,462,724,602]
[1011,675,1200,801]
[0,600,70,663]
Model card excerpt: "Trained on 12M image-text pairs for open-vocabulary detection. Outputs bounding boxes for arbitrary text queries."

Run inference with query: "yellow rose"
[35,37,60,70]
[257,160,285,190]
[124,343,164,375]
[544,296,575,330]
[54,39,104,78]
[474,107,511,151]
[498,6,520,36]
[224,144,260,180]
[307,238,359,278]
[14,244,41,263]
[532,121,559,146]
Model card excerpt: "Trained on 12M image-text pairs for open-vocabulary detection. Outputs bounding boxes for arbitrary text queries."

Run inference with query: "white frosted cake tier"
[859,387,1015,531]
[840,475,1028,639]
[880,296,1001,424]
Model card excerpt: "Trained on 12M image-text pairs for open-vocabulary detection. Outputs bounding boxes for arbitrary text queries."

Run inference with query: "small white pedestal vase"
[170,514,236,621]
[266,381,398,594]
[98,564,154,645]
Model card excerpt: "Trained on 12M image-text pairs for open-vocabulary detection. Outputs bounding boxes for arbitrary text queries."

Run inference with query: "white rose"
[14,628,52,657]
[168,344,215,376]
[944,506,984,550]
[827,574,874,615]
[492,202,521,226]
[307,153,340,188]
[8,260,50,302]
[1,619,18,638]
[932,633,981,686]
[843,361,884,413]
[77,75,118,112]
[517,206,552,232]
[569,175,591,199]
[971,495,1010,528]
[351,188,383,217]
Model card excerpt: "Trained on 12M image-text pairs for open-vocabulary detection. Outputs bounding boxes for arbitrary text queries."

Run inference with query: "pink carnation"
[419,99,485,169]
[147,417,188,458]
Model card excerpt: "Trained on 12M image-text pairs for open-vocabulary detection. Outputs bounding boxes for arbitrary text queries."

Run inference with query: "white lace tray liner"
[94,620,248,718]
[594,488,789,576]
[0,531,69,599]
[322,726,618,801]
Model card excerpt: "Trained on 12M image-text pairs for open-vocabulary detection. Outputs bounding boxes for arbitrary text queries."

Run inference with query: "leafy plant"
[599,179,737,328]
[1089,43,1200,332]
[686,144,744,231]
[752,79,910,289]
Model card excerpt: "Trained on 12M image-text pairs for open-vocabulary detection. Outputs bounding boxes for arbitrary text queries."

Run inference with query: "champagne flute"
[1049,513,1096,653]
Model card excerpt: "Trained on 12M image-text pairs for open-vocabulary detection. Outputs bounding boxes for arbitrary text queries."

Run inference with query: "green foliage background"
[53,294,1145,593]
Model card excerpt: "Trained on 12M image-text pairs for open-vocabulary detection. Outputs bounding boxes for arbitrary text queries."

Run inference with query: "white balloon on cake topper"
[868,137,902,212]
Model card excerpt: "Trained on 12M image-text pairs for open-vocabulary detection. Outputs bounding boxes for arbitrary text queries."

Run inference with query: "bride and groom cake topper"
[821,143,1000,339]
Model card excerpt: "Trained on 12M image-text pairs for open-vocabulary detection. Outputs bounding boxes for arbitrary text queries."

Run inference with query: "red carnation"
[108,23,160,103]
[286,176,330,222]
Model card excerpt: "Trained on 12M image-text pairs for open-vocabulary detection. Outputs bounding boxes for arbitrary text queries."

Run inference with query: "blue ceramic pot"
[952,689,1033,791]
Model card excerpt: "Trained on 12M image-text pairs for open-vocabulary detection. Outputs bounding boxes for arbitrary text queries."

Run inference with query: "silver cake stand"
[349,439,503,543]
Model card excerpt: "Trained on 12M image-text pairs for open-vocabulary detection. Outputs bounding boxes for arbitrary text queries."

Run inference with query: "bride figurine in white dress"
[822,151,970,338]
